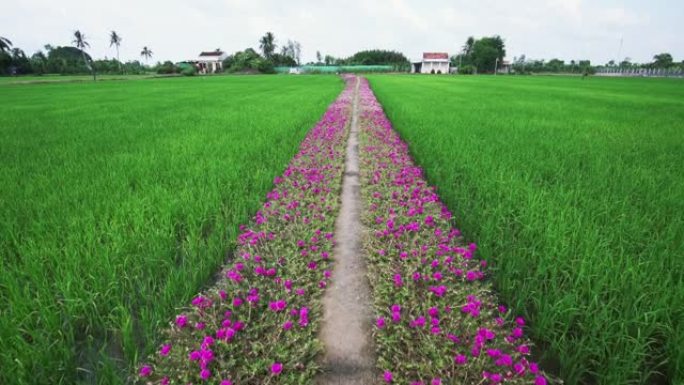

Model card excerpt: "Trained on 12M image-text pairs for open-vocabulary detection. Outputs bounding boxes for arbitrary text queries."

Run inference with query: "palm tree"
[0,36,12,53]
[140,46,152,66]
[110,30,122,73]
[73,30,95,80]
[462,36,475,57]
[259,32,275,59]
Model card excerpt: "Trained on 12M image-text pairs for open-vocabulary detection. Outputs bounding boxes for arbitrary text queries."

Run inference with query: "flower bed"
[357,77,549,385]
[136,77,354,385]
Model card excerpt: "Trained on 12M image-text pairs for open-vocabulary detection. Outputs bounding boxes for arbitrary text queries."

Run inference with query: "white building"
[412,52,450,74]
[196,50,227,74]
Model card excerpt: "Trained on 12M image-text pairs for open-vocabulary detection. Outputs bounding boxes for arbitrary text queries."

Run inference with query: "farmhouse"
[196,50,227,74]
[412,52,450,74]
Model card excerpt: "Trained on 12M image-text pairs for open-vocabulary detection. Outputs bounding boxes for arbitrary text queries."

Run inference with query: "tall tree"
[469,35,506,73]
[293,41,301,65]
[109,30,122,73]
[281,40,301,65]
[652,53,673,68]
[140,46,153,65]
[462,36,475,56]
[73,30,95,80]
[0,36,12,53]
[259,32,276,59]
[316,51,322,64]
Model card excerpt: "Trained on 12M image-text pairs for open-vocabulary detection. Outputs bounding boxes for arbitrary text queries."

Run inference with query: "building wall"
[420,61,449,74]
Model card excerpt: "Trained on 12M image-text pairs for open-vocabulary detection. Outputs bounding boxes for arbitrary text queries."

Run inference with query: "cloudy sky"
[3,0,682,64]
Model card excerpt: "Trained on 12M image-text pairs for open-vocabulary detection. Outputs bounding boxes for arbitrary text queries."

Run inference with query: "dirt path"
[317,76,375,384]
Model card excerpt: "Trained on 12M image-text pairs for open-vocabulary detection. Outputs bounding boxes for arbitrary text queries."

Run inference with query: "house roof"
[199,50,224,57]
[423,52,449,60]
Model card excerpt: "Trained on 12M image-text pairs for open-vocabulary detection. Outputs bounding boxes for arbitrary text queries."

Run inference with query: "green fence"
[275,65,398,74]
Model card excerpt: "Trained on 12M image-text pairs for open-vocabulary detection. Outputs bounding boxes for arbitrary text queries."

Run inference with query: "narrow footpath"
[317,76,375,385]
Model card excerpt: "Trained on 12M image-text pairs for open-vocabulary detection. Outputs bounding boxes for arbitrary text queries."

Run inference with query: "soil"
[316,77,376,384]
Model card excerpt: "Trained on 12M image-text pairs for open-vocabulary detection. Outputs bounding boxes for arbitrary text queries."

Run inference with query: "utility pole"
[494,58,499,75]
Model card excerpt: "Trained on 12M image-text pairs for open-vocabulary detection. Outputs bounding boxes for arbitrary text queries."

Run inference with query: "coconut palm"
[73,30,95,80]
[110,30,122,73]
[140,46,152,66]
[259,32,275,59]
[0,36,12,53]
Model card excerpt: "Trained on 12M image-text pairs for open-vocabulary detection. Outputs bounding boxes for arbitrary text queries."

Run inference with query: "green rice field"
[367,75,684,385]
[0,75,342,384]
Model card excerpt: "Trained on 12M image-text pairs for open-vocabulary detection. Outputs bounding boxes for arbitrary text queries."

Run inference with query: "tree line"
[2,30,682,77]
[221,32,410,74]
[0,31,160,77]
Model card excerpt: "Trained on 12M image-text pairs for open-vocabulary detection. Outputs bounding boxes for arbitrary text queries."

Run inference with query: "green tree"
[259,32,276,59]
[140,46,153,65]
[9,48,32,74]
[30,51,48,74]
[470,36,505,73]
[344,49,409,68]
[316,50,322,65]
[73,30,95,80]
[0,36,12,53]
[547,58,565,72]
[109,30,122,73]
[652,53,673,68]
[462,36,475,57]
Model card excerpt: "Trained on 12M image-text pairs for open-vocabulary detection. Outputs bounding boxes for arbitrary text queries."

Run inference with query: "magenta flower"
[535,376,547,385]
[271,362,283,375]
[221,380,233,385]
[200,369,211,380]
[159,344,171,356]
[269,299,287,312]
[454,354,467,365]
[139,365,152,377]
[383,370,393,383]
[376,317,386,329]
[175,314,188,328]
[393,273,403,287]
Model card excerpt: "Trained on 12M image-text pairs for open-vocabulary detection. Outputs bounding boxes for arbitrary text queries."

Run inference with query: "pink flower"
[283,320,293,330]
[139,365,152,377]
[160,376,169,385]
[175,315,188,328]
[454,354,467,365]
[221,380,233,385]
[376,317,386,329]
[383,370,393,383]
[431,378,442,385]
[200,369,211,380]
[535,376,547,385]
[269,300,287,312]
[529,362,540,374]
[159,344,171,356]
[271,362,283,375]
[393,274,403,287]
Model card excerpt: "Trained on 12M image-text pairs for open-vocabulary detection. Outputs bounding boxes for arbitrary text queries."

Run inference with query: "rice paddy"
[0,75,342,385]
[366,74,684,385]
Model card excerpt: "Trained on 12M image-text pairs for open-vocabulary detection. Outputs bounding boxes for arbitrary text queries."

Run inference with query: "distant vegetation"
[451,36,506,74]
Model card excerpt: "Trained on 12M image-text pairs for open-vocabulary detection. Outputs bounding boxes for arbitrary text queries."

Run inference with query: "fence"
[274,65,397,74]
[596,67,684,78]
